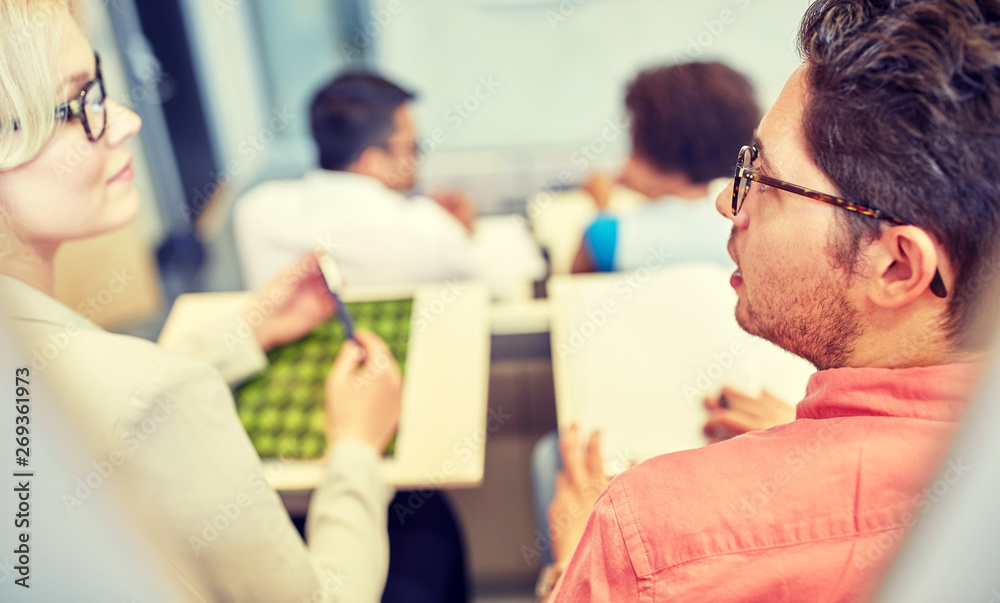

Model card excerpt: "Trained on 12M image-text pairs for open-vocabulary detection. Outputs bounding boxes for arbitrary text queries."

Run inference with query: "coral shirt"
[552,364,981,602]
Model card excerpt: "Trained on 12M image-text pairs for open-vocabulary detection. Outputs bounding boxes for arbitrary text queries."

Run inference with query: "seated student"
[546,1,1000,600]
[0,3,461,601]
[571,62,760,273]
[235,72,478,290]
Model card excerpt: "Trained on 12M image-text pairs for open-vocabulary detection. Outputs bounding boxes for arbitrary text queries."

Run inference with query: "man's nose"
[716,182,733,220]
[716,180,749,229]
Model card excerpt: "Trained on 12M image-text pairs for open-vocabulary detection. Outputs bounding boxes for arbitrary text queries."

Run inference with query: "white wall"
[373,0,807,153]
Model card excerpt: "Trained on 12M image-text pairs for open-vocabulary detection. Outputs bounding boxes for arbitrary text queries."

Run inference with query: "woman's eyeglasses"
[54,51,107,142]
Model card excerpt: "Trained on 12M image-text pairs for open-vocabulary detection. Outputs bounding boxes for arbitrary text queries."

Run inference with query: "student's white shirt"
[235,170,477,290]
[0,275,392,602]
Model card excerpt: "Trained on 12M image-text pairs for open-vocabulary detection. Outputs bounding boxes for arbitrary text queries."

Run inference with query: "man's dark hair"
[310,71,415,171]
[625,62,760,183]
[799,0,1000,349]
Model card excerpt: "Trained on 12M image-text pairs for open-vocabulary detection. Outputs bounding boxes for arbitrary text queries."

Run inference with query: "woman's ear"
[866,225,948,309]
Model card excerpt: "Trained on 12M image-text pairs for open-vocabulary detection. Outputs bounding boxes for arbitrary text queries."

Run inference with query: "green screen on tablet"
[233,298,413,459]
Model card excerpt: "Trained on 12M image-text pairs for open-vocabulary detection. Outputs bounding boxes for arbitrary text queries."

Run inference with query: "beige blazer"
[1,275,391,602]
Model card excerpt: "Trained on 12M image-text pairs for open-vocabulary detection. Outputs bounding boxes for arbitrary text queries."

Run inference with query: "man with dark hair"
[572,61,760,273]
[310,72,418,185]
[235,71,477,289]
[549,1,999,600]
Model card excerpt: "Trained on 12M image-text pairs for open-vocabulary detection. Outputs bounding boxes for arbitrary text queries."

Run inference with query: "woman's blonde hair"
[0,0,82,171]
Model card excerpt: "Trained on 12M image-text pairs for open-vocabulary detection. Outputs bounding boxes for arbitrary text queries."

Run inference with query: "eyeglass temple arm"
[930,270,947,298]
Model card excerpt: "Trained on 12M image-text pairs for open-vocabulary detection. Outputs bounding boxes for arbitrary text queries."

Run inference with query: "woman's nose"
[102,99,142,146]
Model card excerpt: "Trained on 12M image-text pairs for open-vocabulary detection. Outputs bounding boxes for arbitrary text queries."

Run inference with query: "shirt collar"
[0,275,98,331]
[797,363,985,423]
[305,169,396,197]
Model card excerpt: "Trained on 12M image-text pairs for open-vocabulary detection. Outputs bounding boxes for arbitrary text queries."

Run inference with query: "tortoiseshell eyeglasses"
[732,145,946,298]
[56,52,107,142]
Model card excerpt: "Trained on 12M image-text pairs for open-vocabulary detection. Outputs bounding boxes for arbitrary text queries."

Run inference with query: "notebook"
[549,264,816,473]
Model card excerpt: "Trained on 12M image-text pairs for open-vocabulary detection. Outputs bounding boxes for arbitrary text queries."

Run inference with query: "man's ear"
[866,225,947,309]
[348,146,383,178]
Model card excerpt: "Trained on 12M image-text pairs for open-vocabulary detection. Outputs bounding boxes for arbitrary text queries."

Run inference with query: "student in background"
[235,72,478,290]
[571,62,760,273]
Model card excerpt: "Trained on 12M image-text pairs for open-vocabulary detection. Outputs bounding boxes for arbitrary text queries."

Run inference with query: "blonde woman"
[0,1,402,600]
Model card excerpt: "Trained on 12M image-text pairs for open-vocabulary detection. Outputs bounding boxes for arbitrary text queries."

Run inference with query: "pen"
[316,251,363,350]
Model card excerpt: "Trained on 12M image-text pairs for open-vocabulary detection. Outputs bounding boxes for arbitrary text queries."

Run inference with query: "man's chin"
[734,298,754,335]
[734,299,772,346]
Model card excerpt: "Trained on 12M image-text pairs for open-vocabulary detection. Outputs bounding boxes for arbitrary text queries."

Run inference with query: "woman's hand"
[703,387,796,443]
[325,330,403,453]
[549,425,610,569]
[248,253,336,352]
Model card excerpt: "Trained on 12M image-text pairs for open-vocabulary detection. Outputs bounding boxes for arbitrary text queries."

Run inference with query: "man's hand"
[325,329,402,453]
[248,253,336,352]
[549,425,610,569]
[703,387,796,443]
[430,189,478,234]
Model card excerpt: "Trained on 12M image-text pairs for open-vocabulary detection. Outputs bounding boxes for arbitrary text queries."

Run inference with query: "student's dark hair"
[310,71,415,171]
[799,0,1000,349]
[624,62,760,183]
